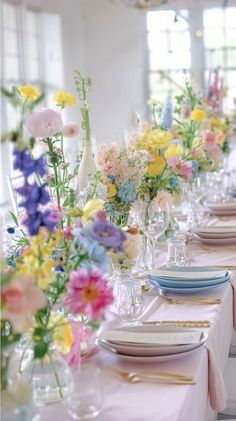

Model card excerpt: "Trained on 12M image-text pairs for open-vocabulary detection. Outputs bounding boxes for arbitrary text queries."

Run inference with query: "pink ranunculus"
[201,129,216,151]
[168,156,193,179]
[63,267,113,320]
[62,122,80,138]
[25,108,63,139]
[1,275,45,332]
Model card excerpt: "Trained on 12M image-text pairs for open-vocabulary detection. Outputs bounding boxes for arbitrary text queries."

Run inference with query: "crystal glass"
[116,279,144,326]
[166,238,189,267]
[138,201,169,270]
[67,366,103,420]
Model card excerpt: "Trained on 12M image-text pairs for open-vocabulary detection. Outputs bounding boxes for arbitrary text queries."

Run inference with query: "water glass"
[116,280,144,326]
[166,238,188,267]
[67,366,103,420]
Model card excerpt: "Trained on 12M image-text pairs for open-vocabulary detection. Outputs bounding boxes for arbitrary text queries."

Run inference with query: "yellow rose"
[164,143,183,159]
[82,199,104,220]
[146,154,166,176]
[190,108,206,121]
[107,183,117,199]
[54,91,76,107]
[18,85,41,101]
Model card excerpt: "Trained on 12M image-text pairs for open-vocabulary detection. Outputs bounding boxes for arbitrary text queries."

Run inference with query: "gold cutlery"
[155,293,221,305]
[142,320,210,327]
[110,368,195,385]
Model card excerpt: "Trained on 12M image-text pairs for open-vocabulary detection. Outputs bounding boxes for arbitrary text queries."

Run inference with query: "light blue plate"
[149,279,230,294]
[149,271,231,288]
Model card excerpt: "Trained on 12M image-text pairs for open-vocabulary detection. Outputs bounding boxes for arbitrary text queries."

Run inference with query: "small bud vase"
[76,140,96,193]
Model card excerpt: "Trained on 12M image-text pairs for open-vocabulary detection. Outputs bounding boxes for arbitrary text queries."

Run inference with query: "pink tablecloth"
[39,219,236,421]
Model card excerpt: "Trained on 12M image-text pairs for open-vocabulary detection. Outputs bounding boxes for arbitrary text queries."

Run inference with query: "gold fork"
[110,368,195,385]
[155,292,221,305]
[142,320,210,327]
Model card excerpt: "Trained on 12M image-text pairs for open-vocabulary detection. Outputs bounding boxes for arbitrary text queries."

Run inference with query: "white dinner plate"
[194,226,236,234]
[98,332,208,357]
[206,202,236,210]
[150,266,226,280]
[193,235,236,245]
[193,231,236,239]
[97,340,206,363]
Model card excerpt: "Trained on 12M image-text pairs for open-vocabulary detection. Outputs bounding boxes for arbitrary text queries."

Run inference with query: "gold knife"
[142,320,210,327]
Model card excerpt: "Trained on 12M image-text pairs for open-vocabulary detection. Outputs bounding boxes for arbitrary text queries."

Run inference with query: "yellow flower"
[139,129,173,152]
[147,99,159,107]
[216,130,226,146]
[192,137,202,148]
[146,154,166,176]
[190,108,206,121]
[50,316,73,354]
[53,91,76,107]
[82,199,104,220]
[211,118,224,130]
[18,85,41,101]
[164,143,183,159]
[107,183,117,199]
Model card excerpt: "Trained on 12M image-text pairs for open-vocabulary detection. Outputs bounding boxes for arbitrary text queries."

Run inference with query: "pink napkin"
[230,278,236,330]
[205,333,227,412]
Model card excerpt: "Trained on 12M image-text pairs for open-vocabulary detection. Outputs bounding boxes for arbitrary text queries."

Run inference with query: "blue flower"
[24,210,58,235]
[13,148,47,178]
[17,183,50,214]
[117,181,137,203]
[191,160,199,170]
[169,176,177,188]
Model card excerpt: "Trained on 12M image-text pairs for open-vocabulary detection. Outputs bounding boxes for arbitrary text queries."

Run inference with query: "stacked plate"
[149,266,231,294]
[193,225,236,245]
[206,201,236,216]
[97,325,208,363]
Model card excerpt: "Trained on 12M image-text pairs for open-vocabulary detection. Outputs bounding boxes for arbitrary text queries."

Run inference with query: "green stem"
[48,351,63,399]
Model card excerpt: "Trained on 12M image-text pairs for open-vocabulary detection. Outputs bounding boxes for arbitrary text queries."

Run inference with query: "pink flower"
[201,130,216,151]
[168,156,193,179]
[153,190,173,210]
[211,145,222,159]
[1,275,45,332]
[25,108,63,139]
[62,122,80,138]
[62,227,73,240]
[63,321,83,368]
[92,210,108,222]
[63,267,113,320]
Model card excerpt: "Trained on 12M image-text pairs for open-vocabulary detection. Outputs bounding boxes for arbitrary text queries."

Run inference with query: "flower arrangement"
[128,102,196,201]
[173,79,223,171]
[109,226,141,272]
[1,73,127,407]
[97,143,146,225]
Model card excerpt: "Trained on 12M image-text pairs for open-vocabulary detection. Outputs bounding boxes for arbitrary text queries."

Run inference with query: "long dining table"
[39,216,236,421]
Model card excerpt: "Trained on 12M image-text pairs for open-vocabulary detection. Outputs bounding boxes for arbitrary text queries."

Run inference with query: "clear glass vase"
[18,346,73,407]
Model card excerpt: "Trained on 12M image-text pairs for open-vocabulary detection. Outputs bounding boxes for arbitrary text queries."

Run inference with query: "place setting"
[191,225,236,245]
[148,266,232,295]
[206,201,236,216]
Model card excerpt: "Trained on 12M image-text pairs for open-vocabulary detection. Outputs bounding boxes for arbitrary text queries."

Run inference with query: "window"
[203,7,236,112]
[147,9,190,104]
[0,1,64,206]
[147,5,236,113]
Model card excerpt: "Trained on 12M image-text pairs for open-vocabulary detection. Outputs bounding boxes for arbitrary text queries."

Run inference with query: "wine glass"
[139,201,169,270]
[116,279,144,326]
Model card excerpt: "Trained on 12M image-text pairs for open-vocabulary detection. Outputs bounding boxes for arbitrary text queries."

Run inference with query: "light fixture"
[113,0,171,9]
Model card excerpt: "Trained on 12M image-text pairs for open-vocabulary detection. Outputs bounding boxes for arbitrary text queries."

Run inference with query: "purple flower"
[25,108,63,139]
[13,149,47,178]
[23,210,58,235]
[86,220,126,251]
[17,183,50,214]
